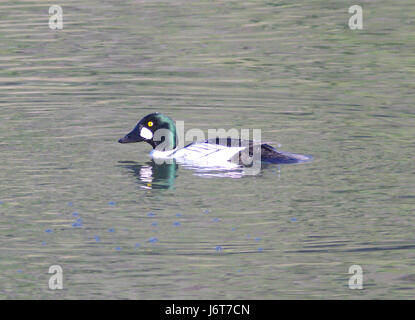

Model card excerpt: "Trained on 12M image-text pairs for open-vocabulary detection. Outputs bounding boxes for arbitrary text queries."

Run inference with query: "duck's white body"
[150,141,246,169]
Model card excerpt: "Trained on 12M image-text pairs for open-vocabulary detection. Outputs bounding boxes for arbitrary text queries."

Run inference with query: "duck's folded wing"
[173,142,246,164]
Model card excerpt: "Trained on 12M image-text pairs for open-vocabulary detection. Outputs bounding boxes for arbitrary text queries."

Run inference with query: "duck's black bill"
[118,133,144,144]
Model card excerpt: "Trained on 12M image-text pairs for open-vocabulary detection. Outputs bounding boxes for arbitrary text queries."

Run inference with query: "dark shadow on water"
[118,160,178,190]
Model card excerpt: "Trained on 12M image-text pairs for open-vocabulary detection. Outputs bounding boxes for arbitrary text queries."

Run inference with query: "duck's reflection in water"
[190,163,281,179]
[119,160,285,188]
[118,160,178,190]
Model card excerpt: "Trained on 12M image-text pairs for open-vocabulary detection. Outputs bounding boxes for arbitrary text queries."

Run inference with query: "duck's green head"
[118,113,176,150]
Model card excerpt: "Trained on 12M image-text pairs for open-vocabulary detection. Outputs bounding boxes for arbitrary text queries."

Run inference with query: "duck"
[118,112,311,169]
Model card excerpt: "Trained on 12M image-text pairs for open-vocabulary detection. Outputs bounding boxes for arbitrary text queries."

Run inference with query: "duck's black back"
[204,138,300,164]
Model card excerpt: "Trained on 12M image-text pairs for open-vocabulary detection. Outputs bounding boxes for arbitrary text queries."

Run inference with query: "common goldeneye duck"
[118,113,312,168]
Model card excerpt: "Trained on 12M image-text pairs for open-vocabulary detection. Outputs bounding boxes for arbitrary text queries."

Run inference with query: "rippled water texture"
[0,0,414,299]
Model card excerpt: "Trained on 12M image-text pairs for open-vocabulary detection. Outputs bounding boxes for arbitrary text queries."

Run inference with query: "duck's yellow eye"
[147,121,153,127]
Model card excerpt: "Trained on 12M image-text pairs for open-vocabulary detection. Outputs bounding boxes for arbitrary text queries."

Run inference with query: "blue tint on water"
[71,217,83,227]
[148,237,158,243]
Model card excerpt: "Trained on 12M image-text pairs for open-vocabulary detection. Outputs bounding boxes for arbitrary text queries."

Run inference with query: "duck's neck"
[151,117,177,151]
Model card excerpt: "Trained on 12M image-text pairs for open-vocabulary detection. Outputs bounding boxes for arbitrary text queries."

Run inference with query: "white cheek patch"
[140,127,153,140]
